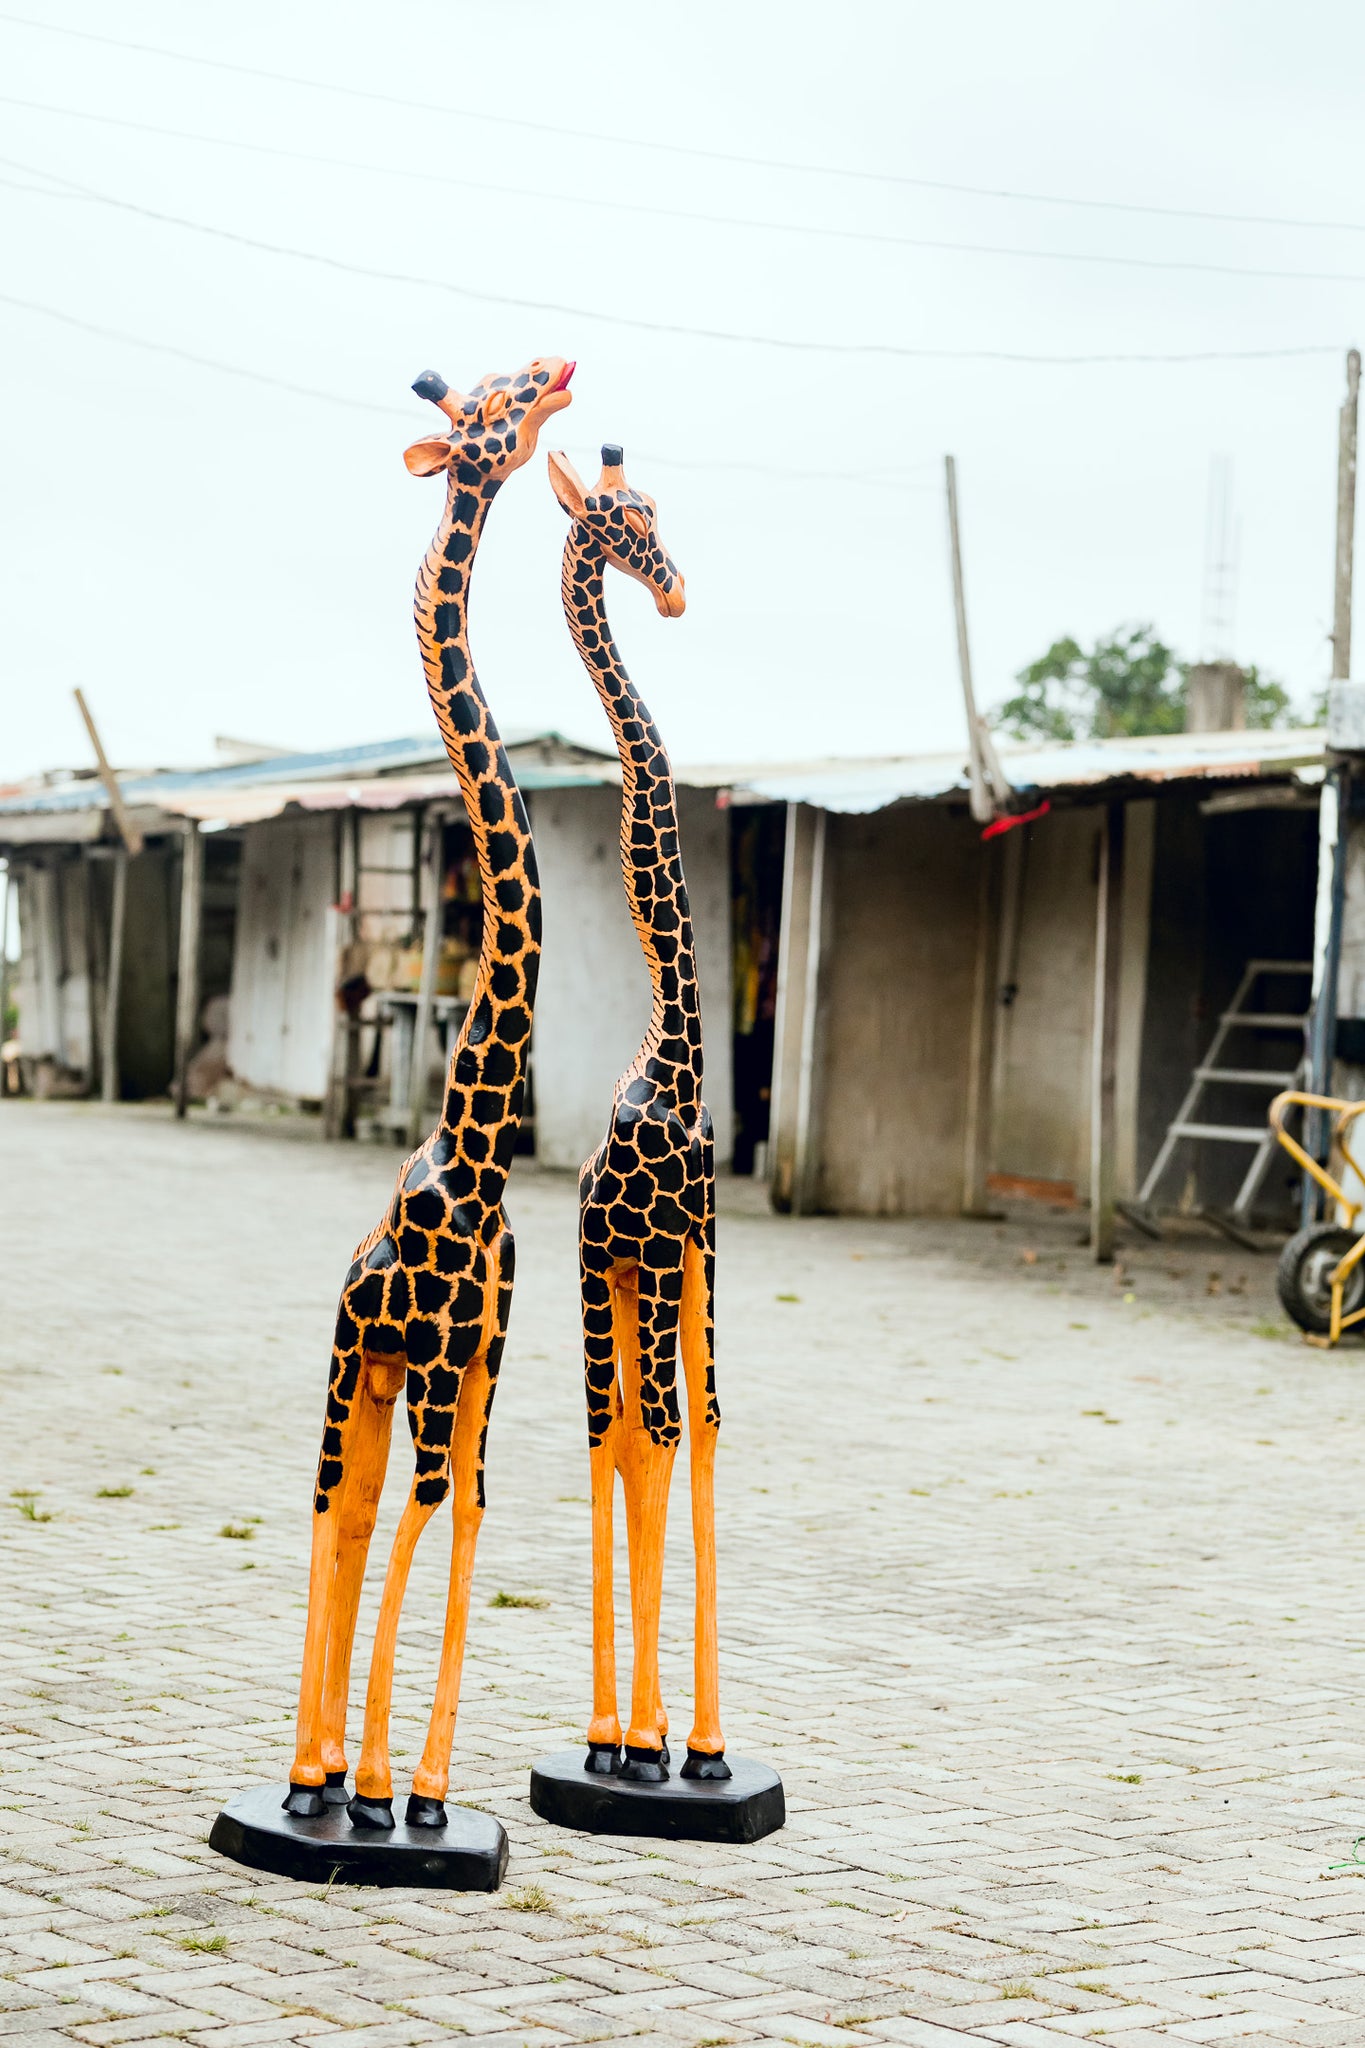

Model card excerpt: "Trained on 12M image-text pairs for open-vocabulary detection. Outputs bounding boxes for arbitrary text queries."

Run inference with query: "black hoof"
[347,1794,395,1831]
[322,1771,350,1807]
[281,1784,325,1818]
[619,1743,669,1784]
[404,1794,447,1829]
[681,1748,732,1781]
[583,1742,621,1776]
[659,1739,671,1769]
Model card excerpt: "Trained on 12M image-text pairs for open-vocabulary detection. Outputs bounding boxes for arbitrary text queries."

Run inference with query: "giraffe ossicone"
[280,356,573,1843]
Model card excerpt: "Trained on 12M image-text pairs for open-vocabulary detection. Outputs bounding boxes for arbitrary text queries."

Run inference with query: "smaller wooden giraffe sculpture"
[547,444,730,1787]
[285,356,574,1839]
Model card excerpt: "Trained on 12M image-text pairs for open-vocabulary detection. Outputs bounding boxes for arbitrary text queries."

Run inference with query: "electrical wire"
[8,92,1365,255]
[3,9,1363,237]
[0,288,941,487]
[0,156,1359,369]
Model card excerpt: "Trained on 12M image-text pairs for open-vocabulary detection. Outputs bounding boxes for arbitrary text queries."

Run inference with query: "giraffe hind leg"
[582,1240,623,1771]
[316,1351,405,1792]
[288,1328,386,1812]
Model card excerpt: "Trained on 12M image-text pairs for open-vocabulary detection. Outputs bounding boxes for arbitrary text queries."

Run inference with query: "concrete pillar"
[1186,662,1246,732]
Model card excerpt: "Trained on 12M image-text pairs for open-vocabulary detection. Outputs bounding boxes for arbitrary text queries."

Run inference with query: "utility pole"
[945,456,1009,825]
[1332,349,1360,684]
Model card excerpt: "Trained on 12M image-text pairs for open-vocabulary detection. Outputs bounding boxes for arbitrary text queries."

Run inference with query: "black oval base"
[529,1750,784,1844]
[209,1784,508,1890]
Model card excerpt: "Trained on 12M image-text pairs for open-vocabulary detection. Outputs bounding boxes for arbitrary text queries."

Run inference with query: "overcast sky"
[1,0,1361,781]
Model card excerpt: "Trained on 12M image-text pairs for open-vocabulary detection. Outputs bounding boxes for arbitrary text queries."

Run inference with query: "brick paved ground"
[4,1101,1365,2046]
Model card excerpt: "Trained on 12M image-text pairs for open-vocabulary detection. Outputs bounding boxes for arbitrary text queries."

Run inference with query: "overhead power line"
[2,9,1363,236]
[1,155,1362,370]
[0,287,1338,404]
[0,289,937,487]
[9,94,1365,259]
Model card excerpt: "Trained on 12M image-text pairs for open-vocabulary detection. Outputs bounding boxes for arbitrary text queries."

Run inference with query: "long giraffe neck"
[415,471,541,1212]
[562,526,702,1116]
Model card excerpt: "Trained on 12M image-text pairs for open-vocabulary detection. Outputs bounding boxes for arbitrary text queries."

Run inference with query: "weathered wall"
[990,801,1153,1203]
[228,813,338,1101]
[810,805,981,1216]
[531,783,734,1171]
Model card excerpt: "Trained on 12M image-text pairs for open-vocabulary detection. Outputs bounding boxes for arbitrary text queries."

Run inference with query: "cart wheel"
[1275,1224,1365,1335]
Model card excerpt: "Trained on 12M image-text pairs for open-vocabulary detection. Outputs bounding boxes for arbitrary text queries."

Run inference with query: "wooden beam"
[961,839,1003,1215]
[72,689,143,857]
[1090,801,1125,1262]
[172,823,204,1119]
[101,845,128,1105]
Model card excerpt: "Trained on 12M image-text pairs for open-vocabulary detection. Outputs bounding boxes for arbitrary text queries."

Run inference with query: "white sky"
[0,0,1361,781]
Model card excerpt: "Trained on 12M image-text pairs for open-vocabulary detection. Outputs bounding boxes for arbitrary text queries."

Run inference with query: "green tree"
[990,625,1291,741]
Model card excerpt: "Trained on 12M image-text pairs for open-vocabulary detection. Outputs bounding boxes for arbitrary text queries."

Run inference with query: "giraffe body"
[548,445,728,1783]
[287,357,574,1832]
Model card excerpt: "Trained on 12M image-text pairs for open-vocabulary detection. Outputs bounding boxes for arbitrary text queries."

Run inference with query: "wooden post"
[1090,801,1125,1262]
[101,845,128,1105]
[172,823,204,1119]
[72,689,143,858]
[945,455,1009,825]
[1332,349,1360,684]
[961,838,1003,1215]
[406,809,443,1151]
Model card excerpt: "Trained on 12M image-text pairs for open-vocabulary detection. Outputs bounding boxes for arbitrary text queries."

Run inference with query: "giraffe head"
[404,357,575,485]
[547,444,686,618]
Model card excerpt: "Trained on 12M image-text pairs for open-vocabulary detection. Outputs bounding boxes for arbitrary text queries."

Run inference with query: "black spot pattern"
[307,364,555,1520]
[559,509,719,1453]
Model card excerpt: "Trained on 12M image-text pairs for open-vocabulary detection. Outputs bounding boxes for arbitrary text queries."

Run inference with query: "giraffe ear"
[403,435,453,477]
[547,449,588,518]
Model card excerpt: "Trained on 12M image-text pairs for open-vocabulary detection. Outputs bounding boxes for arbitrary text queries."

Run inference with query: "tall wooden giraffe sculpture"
[286,356,574,1835]
[547,443,730,1787]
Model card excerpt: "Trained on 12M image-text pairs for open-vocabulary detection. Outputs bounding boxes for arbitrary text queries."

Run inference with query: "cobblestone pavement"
[4,1101,1365,2047]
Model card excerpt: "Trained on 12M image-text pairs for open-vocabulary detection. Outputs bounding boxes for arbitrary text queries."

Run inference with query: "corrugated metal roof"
[691,726,1327,814]
[0,723,1328,838]
[0,730,615,824]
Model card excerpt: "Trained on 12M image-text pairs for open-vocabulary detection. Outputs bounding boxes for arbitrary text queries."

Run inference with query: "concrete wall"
[808,804,982,1216]
[229,813,338,1101]
[531,783,734,1172]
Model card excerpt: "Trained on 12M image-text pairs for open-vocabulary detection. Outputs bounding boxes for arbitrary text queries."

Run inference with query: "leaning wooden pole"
[73,689,141,1105]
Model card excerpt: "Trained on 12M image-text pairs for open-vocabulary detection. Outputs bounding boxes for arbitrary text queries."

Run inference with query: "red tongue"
[552,360,576,392]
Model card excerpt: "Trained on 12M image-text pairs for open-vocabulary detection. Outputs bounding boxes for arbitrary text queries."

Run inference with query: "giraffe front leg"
[616,1252,682,1783]
[407,1345,488,1823]
[679,1236,728,1778]
[349,1446,448,1829]
[409,1227,513,1823]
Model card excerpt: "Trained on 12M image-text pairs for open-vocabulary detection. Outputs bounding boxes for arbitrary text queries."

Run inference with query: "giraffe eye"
[622,506,649,539]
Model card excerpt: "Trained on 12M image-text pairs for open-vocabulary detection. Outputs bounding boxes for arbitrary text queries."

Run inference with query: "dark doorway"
[730,804,785,1176]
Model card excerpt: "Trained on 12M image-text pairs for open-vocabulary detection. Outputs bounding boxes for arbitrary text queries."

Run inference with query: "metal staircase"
[1129,959,1312,1241]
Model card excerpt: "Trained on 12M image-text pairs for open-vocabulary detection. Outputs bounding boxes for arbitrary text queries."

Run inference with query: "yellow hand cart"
[1269,1090,1365,1345]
